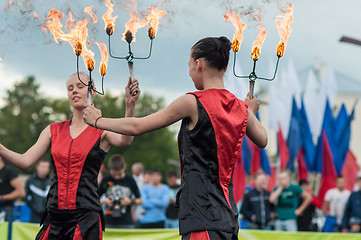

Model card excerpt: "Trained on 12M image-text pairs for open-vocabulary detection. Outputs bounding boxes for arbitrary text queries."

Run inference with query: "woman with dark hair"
[84,36,268,240]
[0,73,140,240]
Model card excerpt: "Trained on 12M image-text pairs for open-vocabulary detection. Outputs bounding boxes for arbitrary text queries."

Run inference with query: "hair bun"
[218,36,231,52]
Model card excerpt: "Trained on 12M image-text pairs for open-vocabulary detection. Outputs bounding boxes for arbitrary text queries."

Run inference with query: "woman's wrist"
[94,116,103,129]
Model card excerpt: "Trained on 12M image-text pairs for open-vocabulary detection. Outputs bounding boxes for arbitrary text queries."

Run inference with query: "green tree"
[0,76,51,172]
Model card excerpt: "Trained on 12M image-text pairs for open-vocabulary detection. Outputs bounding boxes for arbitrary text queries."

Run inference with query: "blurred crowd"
[1,155,361,237]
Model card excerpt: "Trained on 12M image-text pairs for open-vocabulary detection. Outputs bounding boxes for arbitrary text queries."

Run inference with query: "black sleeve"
[130,177,141,198]
[98,178,108,196]
[7,167,18,182]
[240,192,253,221]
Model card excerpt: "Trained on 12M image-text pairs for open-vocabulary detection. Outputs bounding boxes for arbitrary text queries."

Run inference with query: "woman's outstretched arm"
[0,126,51,170]
[84,94,198,136]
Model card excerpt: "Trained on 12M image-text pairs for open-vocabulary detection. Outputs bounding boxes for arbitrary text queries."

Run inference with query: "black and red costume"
[36,120,106,240]
[177,89,248,240]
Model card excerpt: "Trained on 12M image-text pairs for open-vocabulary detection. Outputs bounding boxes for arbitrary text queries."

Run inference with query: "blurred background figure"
[24,159,51,223]
[297,180,321,231]
[99,155,142,228]
[240,173,274,230]
[342,177,361,233]
[270,171,311,232]
[132,162,144,189]
[322,176,350,232]
[0,156,25,240]
[140,169,170,228]
[165,170,180,229]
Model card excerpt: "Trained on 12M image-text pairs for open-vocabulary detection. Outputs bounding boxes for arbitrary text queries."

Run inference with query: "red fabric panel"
[50,120,103,209]
[190,89,248,208]
[318,131,337,203]
[190,231,210,240]
[297,148,308,181]
[99,215,103,240]
[277,124,289,171]
[233,155,246,204]
[73,224,82,240]
[39,225,50,240]
[341,150,360,192]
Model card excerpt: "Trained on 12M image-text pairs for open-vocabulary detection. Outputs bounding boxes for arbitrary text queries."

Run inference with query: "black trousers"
[35,209,104,240]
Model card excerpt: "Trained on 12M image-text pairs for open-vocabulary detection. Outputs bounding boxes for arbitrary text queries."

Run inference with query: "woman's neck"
[202,70,225,90]
[71,108,86,127]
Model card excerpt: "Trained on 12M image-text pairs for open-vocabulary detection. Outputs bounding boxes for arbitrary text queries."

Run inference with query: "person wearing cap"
[342,177,361,233]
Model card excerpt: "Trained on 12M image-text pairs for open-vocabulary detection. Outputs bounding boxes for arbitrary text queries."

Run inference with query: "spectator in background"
[342,177,361,233]
[269,171,311,232]
[165,170,180,229]
[99,155,142,228]
[322,176,350,232]
[240,173,274,230]
[133,170,151,228]
[132,162,144,189]
[0,156,25,240]
[140,169,170,228]
[297,180,321,231]
[24,159,51,223]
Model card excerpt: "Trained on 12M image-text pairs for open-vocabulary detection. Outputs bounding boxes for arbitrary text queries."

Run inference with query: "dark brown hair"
[191,36,232,70]
[108,154,125,171]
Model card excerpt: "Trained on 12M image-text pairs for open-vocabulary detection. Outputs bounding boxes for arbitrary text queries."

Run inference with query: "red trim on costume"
[39,225,50,240]
[190,231,210,240]
[50,120,103,209]
[189,90,248,208]
[73,224,83,240]
[99,215,103,240]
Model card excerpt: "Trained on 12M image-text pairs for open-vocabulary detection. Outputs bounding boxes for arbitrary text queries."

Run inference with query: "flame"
[224,10,247,52]
[102,0,118,36]
[44,8,95,72]
[122,12,148,43]
[251,9,267,61]
[65,11,76,31]
[95,42,109,76]
[33,10,41,20]
[84,6,98,24]
[145,6,167,39]
[4,0,12,10]
[275,2,293,57]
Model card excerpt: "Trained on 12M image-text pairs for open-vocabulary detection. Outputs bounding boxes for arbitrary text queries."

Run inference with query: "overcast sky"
[0,0,360,104]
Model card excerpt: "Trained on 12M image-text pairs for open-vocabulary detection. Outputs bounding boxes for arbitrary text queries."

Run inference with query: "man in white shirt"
[322,176,351,232]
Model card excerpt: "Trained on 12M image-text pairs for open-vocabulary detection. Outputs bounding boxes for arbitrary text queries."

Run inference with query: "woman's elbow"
[256,135,268,148]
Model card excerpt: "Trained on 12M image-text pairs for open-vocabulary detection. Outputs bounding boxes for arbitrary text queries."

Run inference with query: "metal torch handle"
[87,84,93,105]
[128,62,137,96]
[249,80,255,99]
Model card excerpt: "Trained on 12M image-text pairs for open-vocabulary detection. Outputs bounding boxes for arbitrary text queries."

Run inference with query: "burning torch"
[103,2,166,95]
[224,3,293,98]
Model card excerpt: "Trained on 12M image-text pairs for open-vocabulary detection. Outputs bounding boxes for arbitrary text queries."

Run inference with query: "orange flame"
[95,42,109,76]
[251,9,267,61]
[275,2,293,57]
[33,10,41,20]
[145,6,167,39]
[102,0,118,36]
[122,12,148,43]
[44,8,95,72]
[224,10,247,52]
[65,11,76,31]
[84,6,98,24]
[4,0,12,10]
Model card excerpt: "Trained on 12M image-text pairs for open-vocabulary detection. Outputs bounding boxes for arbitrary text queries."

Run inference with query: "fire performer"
[83,36,268,240]
[0,72,140,240]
